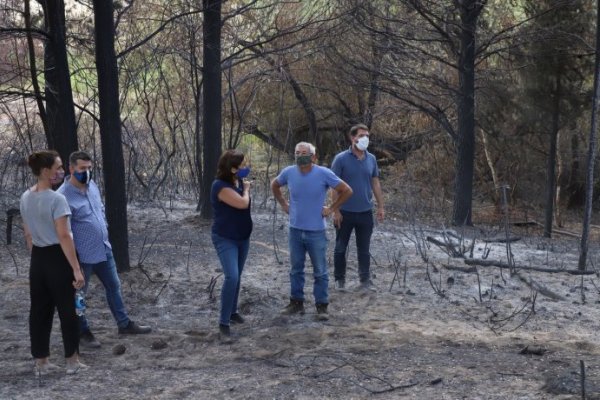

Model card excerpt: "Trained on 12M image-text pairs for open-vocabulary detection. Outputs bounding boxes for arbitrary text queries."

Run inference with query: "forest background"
[1,0,600,271]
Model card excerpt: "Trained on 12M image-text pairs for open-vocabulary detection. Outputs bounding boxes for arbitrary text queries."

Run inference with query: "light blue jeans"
[288,228,329,305]
[211,233,250,326]
[79,249,130,332]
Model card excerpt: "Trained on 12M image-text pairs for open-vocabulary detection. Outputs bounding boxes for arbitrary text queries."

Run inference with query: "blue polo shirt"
[331,148,379,212]
[57,179,112,264]
[275,165,342,231]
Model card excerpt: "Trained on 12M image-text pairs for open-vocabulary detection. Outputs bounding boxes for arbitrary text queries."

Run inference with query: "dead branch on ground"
[153,261,173,304]
[426,262,445,298]
[207,274,222,302]
[482,236,521,243]
[442,264,477,273]
[514,271,564,301]
[487,290,537,333]
[136,233,160,267]
[388,249,406,292]
[426,232,475,259]
[512,220,580,238]
[464,259,595,276]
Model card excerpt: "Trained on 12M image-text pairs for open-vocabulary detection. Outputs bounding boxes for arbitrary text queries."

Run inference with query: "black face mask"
[73,170,91,185]
[295,155,312,166]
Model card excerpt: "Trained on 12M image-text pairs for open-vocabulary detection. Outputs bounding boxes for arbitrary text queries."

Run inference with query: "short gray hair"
[295,142,316,155]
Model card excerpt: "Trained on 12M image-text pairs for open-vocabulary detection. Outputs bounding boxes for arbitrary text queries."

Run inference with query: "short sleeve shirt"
[20,189,71,247]
[275,165,342,231]
[211,179,253,240]
[331,148,379,212]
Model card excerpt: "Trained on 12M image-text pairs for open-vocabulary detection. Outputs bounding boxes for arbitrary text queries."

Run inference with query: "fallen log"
[463,259,595,275]
[511,220,579,238]
[482,236,521,243]
[515,271,565,301]
[442,264,477,274]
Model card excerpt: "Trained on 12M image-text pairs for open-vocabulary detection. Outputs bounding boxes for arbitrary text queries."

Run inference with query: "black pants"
[333,210,374,282]
[29,244,79,359]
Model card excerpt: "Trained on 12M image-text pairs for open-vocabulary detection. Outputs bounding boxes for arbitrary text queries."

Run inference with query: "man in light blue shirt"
[58,151,151,348]
[271,142,352,320]
[331,124,385,291]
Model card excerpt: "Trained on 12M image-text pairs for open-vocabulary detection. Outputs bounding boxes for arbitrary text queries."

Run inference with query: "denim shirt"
[57,179,111,263]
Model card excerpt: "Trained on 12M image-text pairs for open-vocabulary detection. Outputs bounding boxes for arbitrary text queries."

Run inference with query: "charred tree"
[40,0,78,166]
[579,0,600,271]
[92,0,130,271]
[199,0,222,217]
[451,0,485,226]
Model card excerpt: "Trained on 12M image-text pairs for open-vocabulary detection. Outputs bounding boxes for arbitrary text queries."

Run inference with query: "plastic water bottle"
[74,290,86,317]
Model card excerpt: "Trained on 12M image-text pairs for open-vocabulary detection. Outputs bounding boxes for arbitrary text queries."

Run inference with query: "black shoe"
[358,279,377,292]
[219,324,231,336]
[334,280,346,292]
[315,303,329,321]
[79,330,101,349]
[281,299,305,315]
[230,313,245,324]
[118,321,152,335]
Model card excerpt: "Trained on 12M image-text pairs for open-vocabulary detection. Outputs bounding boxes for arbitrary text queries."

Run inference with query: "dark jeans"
[29,244,79,359]
[333,210,374,283]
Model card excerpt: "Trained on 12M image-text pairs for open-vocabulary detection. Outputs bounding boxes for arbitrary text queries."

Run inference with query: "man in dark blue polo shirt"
[58,151,151,348]
[331,124,385,291]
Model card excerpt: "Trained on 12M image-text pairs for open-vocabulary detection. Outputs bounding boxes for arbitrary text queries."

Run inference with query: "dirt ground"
[1,200,599,399]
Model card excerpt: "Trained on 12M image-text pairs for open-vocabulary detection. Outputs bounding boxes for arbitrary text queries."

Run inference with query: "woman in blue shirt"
[210,150,253,337]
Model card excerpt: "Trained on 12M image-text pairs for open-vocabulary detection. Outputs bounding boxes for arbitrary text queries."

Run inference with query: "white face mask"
[356,136,369,151]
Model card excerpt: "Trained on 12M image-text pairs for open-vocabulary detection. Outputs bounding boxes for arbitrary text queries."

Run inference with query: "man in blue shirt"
[331,124,385,291]
[58,151,151,348]
[271,142,352,320]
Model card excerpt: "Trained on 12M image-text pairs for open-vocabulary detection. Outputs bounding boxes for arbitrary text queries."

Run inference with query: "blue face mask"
[236,167,251,179]
[73,170,91,185]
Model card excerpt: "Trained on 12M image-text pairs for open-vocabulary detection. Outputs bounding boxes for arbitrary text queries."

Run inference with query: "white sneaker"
[66,361,89,375]
[33,362,61,377]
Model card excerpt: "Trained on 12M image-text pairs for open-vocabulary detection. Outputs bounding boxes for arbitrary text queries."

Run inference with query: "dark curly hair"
[216,149,245,184]
[27,150,60,176]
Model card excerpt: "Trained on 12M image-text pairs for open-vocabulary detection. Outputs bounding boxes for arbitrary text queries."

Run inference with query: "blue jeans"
[79,249,130,332]
[334,210,374,283]
[211,233,250,326]
[288,228,329,305]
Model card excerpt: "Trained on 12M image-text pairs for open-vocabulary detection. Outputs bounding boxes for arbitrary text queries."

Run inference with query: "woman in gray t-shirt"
[20,150,88,375]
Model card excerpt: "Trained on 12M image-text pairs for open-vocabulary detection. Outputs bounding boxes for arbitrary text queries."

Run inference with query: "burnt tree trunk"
[25,0,48,140]
[41,0,78,166]
[452,0,484,226]
[199,0,222,218]
[544,75,561,238]
[93,0,130,271]
[579,0,600,270]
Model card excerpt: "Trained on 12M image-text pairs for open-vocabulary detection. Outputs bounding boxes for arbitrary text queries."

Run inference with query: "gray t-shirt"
[20,189,72,247]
